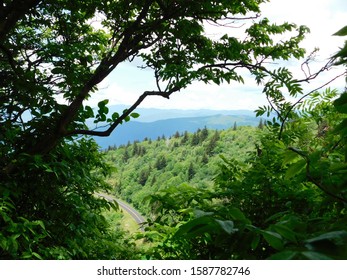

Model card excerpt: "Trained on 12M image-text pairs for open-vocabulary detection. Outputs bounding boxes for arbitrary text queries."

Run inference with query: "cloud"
[261,0,345,56]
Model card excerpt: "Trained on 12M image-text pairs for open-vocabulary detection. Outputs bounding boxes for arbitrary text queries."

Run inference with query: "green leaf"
[97,99,109,108]
[32,252,43,260]
[85,105,94,118]
[228,207,247,221]
[175,216,236,239]
[35,220,46,230]
[306,230,347,245]
[109,201,119,211]
[175,216,213,238]
[111,112,119,120]
[251,234,260,250]
[101,106,109,115]
[333,25,347,36]
[261,230,284,250]
[271,224,297,243]
[215,220,236,234]
[194,209,214,218]
[282,149,300,165]
[333,92,347,113]
[284,159,306,180]
[130,112,140,119]
[335,119,347,135]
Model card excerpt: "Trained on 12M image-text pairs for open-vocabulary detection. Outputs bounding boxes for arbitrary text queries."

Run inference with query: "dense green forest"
[1,1,347,260]
[103,88,347,260]
[105,125,260,214]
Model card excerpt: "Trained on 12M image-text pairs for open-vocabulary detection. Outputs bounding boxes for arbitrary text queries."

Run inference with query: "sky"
[89,0,347,111]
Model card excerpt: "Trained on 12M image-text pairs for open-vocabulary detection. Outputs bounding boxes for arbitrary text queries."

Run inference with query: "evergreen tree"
[233,121,237,131]
[200,126,209,142]
[138,168,150,186]
[201,153,209,164]
[206,130,220,155]
[122,149,130,163]
[181,131,189,144]
[132,141,139,156]
[139,146,146,156]
[191,132,200,146]
[188,162,195,181]
[155,155,167,170]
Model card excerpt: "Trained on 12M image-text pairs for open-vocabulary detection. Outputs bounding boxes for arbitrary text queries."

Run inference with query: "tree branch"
[23,4,153,154]
[0,0,42,42]
[277,70,347,140]
[65,87,180,137]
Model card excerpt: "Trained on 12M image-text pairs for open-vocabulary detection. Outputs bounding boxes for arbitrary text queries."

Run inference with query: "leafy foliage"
[135,88,347,260]
[116,29,347,258]
[1,0,344,259]
[105,126,258,214]
[0,138,138,259]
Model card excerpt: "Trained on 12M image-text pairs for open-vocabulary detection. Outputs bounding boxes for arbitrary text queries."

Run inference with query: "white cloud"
[261,0,346,57]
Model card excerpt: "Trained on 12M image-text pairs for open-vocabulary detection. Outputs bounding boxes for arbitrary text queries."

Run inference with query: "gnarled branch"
[65,87,179,137]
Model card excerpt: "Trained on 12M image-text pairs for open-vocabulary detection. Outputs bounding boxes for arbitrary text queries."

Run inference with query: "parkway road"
[97,193,146,229]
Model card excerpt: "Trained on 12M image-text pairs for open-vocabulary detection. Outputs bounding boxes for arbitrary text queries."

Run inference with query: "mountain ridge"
[92,104,257,122]
[93,113,261,149]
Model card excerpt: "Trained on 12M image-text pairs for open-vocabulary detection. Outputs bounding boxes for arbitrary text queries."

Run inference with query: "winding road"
[97,193,146,229]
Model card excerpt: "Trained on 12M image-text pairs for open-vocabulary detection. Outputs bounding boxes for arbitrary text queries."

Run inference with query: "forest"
[0,1,347,260]
[103,92,347,260]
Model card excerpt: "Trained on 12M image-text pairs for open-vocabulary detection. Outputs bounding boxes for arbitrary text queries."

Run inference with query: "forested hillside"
[94,114,261,149]
[105,125,261,214]
[104,89,347,260]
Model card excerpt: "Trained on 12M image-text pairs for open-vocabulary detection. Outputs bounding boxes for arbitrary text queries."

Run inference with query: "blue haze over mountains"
[91,105,262,149]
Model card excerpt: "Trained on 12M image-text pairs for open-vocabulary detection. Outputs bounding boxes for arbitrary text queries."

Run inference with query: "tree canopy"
[0,0,310,160]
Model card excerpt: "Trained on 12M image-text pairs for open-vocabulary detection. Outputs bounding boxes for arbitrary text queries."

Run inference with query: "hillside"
[104,125,263,214]
[94,114,261,149]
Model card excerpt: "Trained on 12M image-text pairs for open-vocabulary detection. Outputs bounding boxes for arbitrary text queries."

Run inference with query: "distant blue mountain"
[91,104,257,122]
[93,113,261,149]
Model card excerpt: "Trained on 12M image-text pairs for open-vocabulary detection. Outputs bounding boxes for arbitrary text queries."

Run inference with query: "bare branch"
[300,48,319,79]
[205,13,260,28]
[296,57,336,83]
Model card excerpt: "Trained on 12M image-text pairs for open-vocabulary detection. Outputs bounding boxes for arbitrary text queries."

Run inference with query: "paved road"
[116,199,146,225]
[97,193,146,227]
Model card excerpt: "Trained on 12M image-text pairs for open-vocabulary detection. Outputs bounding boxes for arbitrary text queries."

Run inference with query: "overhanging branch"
[65,87,180,137]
